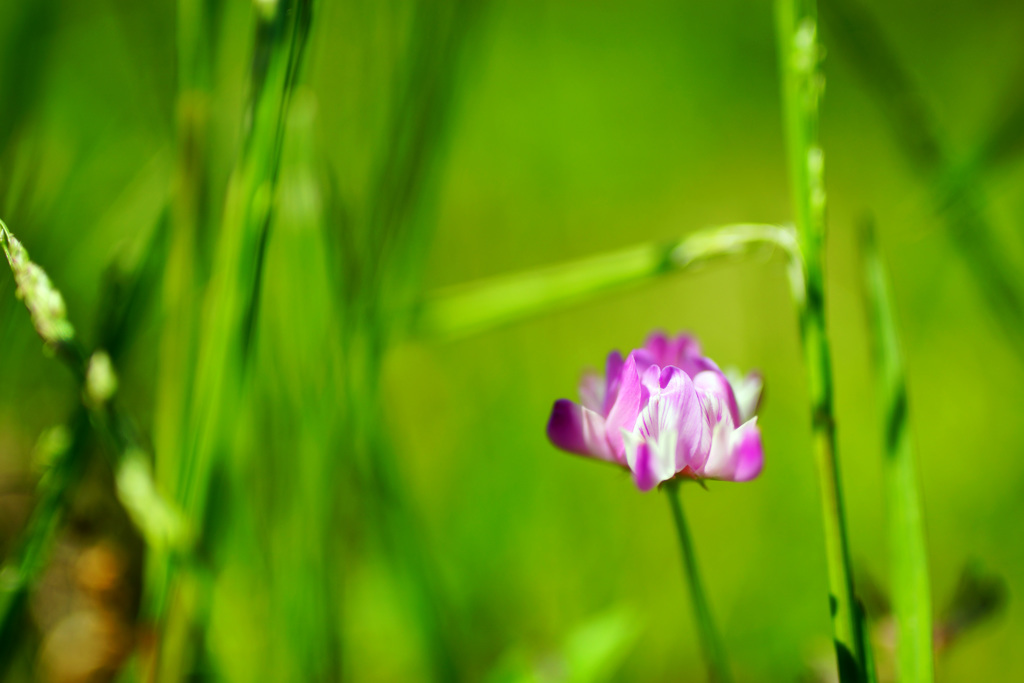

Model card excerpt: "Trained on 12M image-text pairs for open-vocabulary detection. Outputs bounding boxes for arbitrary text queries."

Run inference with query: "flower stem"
[665,481,732,683]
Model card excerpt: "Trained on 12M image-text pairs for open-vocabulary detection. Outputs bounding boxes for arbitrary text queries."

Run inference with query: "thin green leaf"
[859,220,934,683]
[178,0,314,529]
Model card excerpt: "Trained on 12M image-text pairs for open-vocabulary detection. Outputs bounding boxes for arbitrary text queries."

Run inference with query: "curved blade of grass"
[774,2,866,680]
[967,65,1024,174]
[859,221,934,683]
[416,223,799,341]
[147,0,224,634]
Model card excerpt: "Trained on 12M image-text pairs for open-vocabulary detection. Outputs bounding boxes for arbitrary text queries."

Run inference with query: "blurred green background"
[1,0,1023,681]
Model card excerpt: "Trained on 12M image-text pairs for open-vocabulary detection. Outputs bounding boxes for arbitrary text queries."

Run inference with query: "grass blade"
[178,0,314,534]
[151,2,317,677]
[859,221,934,683]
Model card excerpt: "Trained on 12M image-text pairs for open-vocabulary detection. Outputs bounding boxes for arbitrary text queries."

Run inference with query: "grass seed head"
[0,222,75,346]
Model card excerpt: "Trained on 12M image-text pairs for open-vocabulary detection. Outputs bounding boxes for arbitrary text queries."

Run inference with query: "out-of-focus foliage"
[1,0,1022,681]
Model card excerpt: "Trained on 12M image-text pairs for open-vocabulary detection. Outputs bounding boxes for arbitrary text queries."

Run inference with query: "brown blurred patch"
[33,539,136,683]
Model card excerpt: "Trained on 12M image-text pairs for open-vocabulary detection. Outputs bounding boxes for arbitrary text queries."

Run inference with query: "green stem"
[179,0,314,526]
[860,222,933,683]
[153,3,316,677]
[665,482,732,683]
[774,1,864,680]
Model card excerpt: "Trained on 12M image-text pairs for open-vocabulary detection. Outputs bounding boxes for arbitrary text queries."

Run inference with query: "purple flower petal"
[700,411,736,480]
[623,425,676,490]
[727,369,763,423]
[659,366,711,473]
[693,369,741,426]
[641,331,710,377]
[547,330,765,489]
[643,331,700,364]
[629,440,658,491]
[601,351,625,415]
[731,418,764,482]
[679,354,720,381]
[579,371,605,413]
[640,362,662,398]
[604,353,645,460]
[700,414,764,482]
[643,331,672,358]
[631,349,657,376]
[665,333,702,367]
[547,399,616,462]
[627,365,708,484]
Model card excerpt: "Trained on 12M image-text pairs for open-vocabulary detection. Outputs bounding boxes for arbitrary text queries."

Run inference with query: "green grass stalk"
[860,222,934,683]
[179,0,313,528]
[254,90,344,680]
[773,2,865,680]
[148,0,218,635]
[154,2,316,677]
[153,0,217,522]
[665,481,732,683]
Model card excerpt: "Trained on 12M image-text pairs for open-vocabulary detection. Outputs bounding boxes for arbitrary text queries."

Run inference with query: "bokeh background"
[1,0,1022,681]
